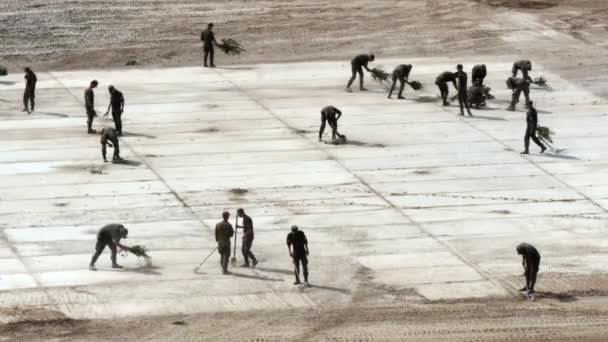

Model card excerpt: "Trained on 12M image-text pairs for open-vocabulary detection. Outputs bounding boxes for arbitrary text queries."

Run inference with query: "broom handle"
[232,215,238,259]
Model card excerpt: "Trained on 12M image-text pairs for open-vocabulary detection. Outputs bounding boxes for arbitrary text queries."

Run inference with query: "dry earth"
[2,0,608,340]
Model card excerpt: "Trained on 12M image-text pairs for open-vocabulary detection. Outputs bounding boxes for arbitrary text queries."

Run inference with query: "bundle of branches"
[409,80,423,91]
[126,245,149,258]
[218,38,246,56]
[537,125,555,147]
[533,76,548,88]
[370,67,389,83]
[0,65,7,76]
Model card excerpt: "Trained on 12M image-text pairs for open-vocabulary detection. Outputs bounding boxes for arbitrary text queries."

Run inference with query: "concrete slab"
[1,58,607,321]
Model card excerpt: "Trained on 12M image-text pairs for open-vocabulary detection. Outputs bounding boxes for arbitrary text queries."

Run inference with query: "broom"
[230,215,238,266]
[218,38,246,56]
[532,76,548,88]
[370,67,390,83]
[537,125,555,148]
[409,80,423,91]
[121,245,152,267]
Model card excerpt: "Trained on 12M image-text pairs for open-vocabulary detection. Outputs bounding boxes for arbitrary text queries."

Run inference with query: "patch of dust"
[197,127,220,133]
[412,169,432,175]
[474,0,559,10]
[228,188,248,195]
[490,209,511,214]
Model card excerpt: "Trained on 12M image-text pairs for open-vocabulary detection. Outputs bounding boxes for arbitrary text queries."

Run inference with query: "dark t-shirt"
[215,220,234,247]
[25,72,37,90]
[321,106,342,122]
[98,223,126,243]
[85,87,95,110]
[241,214,254,241]
[201,29,217,48]
[506,77,528,90]
[436,71,456,83]
[351,54,371,68]
[526,107,538,125]
[392,64,412,80]
[100,128,119,145]
[472,65,486,80]
[110,90,124,111]
[286,230,308,256]
[517,243,540,263]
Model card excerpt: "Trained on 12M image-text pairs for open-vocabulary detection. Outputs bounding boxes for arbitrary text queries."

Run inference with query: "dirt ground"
[2,0,608,340]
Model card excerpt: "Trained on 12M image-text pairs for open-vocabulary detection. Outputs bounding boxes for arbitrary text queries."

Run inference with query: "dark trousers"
[23,88,35,112]
[218,244,230,272]
[511,87,530,108]
[319,115,338,141]
[241,239,257,265]
[112,109,122,134]
[458,91,471,115]
[90,237,117,266]
[347,64,364,89]
[525,256,540,291]
[204,47,215,66]
[102,139,120,161]
[436,81,449,104]
[293,254,308,283]
[389,77,406,98]
[524,124,545,152]
[86,109,95,131]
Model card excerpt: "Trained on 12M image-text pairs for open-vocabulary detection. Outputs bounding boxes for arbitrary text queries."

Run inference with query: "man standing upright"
[85,80,99,134]
[455,64,472,116]
[22,67,37,114]
[516,242,541,295]
[105,85,125,136]
[286,225,309,286]
[237,208,257,268]
[346,53,375,92]
[388,64,413,99]
[215,211,234,274]
[521,101,546,155]
[201,23,218,68]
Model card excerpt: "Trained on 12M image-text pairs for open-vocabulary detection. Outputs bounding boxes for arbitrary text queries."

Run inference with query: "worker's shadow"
[214,66,257,71]
[0,81,16,86]
[255,267,293,275]
[112,159,143,166]
[122,131,157,139]
[539,149,579,160]
[127,265,162,276]
[36,112,70,118]
[230,271,283,282]
[468,115,506,121]
[307,284,351,295]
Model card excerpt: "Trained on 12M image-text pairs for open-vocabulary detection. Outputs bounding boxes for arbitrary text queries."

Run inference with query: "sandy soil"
[2,0,608,340]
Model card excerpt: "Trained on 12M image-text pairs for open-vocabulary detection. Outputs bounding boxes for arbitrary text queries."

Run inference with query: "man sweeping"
[435,71,457,106]
[100,127,121,162]
[521,101,546,155]
[85,80,99,134]
[512,60,533,82]
[104,85,125,136]
[506,76,531,111]
[455,64,472,116]
[286,225,309,286]
[201,23,218,68]
[346,53,375,92]
[22,67,37,114]
[516,242,541,296]
[388,64,413,99]
[319,105,343,143]
[89,223,129,270]
[215,211,234,274]
[237,208,257,268]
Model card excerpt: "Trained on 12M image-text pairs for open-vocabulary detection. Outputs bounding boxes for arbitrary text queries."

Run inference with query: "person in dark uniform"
[435,71,457,106]
[455,64,472,116]
[237,208,257,268]
[346,53,375,92]
[286,225,309,286]
[516,242,541,294]
[521,101,546,155]
[105,85,125,135]
[201,23,218,68]
[467,80,485,109]
[100,127,121,162]
[85,80,99,134]
[89,223,129,270]
[388,64,413,99]
[506,76,531,111]
[319,105,343,142]
[22,67,37,114]
[512,60,532,82]
[471,64,487,86]
[215,211,234,274]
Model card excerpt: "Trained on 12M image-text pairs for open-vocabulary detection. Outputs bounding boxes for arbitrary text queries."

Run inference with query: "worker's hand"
[108,143,113,148]
[104,111,109,116]
[289,252,293,257]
